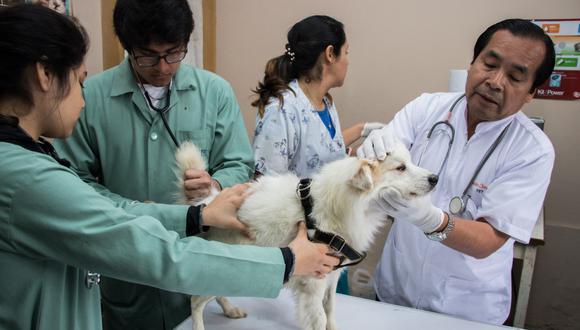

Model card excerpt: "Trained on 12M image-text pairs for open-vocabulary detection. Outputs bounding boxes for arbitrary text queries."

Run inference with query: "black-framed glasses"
[132,49,188,67]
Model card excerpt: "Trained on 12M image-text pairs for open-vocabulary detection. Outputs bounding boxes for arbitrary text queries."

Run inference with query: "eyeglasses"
[132,49,187,67]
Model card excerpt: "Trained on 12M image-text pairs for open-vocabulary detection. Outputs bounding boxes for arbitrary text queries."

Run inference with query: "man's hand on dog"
[357,126,397,161]
[373,187,444,233]
[183,169,221,200]
[202,183,250,235]
[288,222,340,279]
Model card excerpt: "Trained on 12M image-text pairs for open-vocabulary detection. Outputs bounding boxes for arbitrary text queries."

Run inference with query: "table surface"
[175,289,520,330]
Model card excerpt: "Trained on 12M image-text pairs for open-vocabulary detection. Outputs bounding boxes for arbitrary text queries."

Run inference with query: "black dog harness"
[296,178,367,269]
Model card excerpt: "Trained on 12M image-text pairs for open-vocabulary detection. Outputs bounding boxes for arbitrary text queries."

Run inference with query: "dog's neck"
[308,177,385,252]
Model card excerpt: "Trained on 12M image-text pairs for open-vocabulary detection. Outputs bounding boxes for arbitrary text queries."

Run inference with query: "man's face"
[465,30,546,126]
[130,42,186,87]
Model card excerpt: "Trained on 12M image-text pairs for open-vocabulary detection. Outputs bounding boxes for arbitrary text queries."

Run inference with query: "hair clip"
[285,45,295,62]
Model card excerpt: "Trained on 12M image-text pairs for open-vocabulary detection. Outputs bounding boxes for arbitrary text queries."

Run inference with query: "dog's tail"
[175,141,207,205]
[175,141,207,172]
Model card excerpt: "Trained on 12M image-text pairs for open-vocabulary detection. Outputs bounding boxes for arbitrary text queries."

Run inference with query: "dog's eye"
[396,164,406,171]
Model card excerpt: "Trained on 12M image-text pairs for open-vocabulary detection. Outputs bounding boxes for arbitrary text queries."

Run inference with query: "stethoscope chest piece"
[449,196,465,216]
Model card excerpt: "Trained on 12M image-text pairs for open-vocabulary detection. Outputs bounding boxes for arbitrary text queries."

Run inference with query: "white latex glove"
[356,126,397,161]
[361,122,386,138]
[371,187,444,233]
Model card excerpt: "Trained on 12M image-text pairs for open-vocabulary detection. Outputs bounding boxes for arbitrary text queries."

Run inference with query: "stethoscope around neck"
[130,60,180,148]
[420,94,512,216]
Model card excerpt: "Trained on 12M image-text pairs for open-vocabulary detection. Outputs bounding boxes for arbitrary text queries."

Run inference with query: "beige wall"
[216,0,580,329]
[71,0,103,75]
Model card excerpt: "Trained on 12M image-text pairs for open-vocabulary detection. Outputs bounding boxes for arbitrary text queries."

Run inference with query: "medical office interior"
[27,0,580,329]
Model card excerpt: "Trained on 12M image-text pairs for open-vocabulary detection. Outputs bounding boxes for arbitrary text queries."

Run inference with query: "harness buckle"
[328,235,346,253]
[295,179,312,200]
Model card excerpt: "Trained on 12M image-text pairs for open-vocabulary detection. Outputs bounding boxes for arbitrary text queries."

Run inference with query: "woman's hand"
[288,222,340,279]
[202,184,250,234]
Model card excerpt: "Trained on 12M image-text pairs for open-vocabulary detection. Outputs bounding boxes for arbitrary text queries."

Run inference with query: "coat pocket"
[179,129,210,159]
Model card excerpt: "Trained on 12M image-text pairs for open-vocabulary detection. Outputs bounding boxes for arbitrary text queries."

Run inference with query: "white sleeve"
[386,93,441,149]
[252,101,299,175]
[477,146,554,243]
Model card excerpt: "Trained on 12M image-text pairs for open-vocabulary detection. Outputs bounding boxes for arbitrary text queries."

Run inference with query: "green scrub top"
[53,59,255,329]
[0,142,284,330]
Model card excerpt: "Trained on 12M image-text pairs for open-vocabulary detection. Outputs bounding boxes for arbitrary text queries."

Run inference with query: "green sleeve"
[53,101,189,237]
[7,164,285,298]
[207,79,254,188]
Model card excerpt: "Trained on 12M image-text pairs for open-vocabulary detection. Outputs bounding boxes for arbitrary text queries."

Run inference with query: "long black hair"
[252,15,346,117]
[0,4,89,112]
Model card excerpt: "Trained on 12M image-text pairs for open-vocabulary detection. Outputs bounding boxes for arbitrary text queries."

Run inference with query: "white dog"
[175,140,437,330]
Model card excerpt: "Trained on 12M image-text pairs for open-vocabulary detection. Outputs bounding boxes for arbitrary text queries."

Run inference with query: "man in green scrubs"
[55,0,254,328]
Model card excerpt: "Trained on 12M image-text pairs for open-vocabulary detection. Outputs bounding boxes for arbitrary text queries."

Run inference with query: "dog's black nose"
[428,174,439,187]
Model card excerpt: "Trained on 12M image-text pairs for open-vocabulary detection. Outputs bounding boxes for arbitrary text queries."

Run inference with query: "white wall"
[215,1,580,329]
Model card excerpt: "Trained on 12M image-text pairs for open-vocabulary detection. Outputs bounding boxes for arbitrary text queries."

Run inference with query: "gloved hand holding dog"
[360,122,386,138]
[371,187,444,233]
[357,126,398,161]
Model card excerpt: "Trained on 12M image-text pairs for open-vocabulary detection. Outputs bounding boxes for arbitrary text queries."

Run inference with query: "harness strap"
[312,230,367,268]
[297,178,316,230]
[296,178,368,269]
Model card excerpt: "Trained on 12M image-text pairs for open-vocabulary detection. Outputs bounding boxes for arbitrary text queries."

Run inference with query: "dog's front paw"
[223,306,247,319]
[326,320,339,330]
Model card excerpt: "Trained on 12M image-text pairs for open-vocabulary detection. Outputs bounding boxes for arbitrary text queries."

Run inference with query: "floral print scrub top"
[253,79,346,178]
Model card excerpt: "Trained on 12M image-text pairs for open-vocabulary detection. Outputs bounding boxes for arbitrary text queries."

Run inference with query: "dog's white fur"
[175,141,436,330]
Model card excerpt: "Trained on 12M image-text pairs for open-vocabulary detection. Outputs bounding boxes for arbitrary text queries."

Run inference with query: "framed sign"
[532,19,580,100]
[0,0,71,15]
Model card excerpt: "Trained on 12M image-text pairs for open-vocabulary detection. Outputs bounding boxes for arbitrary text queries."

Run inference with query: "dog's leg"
[190,295,214,330]
[295,278,328,330]
[323,272,341,330]
[216,296,247,319]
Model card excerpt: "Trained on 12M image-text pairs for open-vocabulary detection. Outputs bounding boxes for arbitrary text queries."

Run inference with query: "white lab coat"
[253,79,346,178]
[374,92,554,324]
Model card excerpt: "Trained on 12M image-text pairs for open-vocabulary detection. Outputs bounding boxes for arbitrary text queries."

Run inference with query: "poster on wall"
[0,0,71,15]
[532,19,580,100]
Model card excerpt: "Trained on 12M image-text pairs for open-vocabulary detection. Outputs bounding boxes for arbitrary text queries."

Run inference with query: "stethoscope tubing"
[130,59,180,148]
[458,121,511,198]
[422,94,511,216]
[141,87,180,148]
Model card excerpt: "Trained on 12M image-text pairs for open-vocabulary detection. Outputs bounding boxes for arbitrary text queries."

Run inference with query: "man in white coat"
[358,19,555,324]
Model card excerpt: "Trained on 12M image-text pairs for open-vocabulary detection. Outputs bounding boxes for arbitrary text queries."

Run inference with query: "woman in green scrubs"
[0,5,338,330]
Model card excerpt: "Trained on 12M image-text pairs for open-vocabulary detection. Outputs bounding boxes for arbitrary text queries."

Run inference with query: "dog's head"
[374,140,437,199]
[310,139,437,249]
[308,141,435,252]
[314,139,436,201]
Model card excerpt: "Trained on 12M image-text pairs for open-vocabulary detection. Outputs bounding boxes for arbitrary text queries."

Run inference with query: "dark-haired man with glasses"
[54,0,254,329]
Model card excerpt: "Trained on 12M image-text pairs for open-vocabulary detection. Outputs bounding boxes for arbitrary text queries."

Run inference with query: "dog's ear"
[350,160,379,192]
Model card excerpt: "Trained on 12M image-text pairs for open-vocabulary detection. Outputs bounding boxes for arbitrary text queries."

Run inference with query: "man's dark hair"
[471,19,555,91]
[0,4,89,109]
[113,0,194,52]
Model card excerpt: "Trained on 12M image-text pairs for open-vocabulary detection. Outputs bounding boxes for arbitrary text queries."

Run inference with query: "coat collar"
[0,115,71,167]
[288,79,332,112]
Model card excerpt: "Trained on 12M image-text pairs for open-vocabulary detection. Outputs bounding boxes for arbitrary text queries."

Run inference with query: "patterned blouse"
[253,79,346,178]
